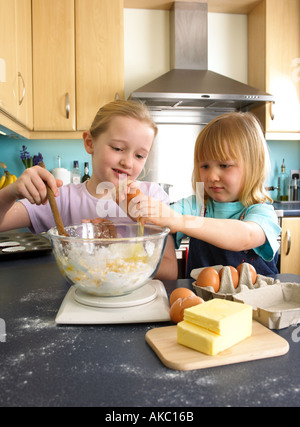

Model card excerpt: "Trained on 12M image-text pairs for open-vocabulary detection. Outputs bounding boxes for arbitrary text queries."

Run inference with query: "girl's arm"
[154,234,178,280]
[136,196,266,252]
[0,166,62,232]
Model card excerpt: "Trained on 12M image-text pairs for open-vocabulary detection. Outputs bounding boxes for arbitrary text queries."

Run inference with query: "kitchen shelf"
[124,0,262,14]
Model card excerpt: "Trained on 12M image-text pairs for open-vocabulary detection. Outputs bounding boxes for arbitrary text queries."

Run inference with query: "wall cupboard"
[248,0,300,135]
[0,0,33,130]
[32,0,76,131]
[75,0,124,131]
[0,0,299,138]
[32,0,124,133]
[0,0,124,136]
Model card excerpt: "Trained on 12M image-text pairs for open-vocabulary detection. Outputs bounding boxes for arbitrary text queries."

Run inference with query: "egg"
[169,288,195,306]
[219,266,239,289]
[115,180,142,221]
[237,262,257,284]
[196,267,220,293]
[170,295,204,324]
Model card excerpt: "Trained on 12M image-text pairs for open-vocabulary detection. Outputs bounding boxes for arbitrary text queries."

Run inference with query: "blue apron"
[186,237,279,278]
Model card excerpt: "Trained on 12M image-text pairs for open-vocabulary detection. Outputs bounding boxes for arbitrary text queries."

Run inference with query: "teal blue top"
[173,196,281,262]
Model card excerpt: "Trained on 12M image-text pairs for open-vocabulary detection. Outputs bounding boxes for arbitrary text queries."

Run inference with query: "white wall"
[208,13,248,84]
[124,9,170,99]
[124,10,248,99]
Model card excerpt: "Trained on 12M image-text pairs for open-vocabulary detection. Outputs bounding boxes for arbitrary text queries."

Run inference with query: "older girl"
[0,100,177,279]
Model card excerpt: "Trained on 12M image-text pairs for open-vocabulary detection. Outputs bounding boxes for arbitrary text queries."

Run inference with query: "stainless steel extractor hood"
[130,1,274,112]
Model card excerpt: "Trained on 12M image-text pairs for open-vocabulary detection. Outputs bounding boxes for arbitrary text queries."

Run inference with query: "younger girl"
[0,100,177,280]
[134,112,281,277]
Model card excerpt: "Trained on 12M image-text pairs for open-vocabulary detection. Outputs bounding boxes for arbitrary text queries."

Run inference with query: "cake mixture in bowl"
[48,222,169,296]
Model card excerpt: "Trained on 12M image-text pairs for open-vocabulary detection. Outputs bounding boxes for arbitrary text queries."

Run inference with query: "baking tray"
[0,232,52,260]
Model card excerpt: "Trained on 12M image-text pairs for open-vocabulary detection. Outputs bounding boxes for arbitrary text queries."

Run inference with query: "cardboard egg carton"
[191,263,277,301]
[191,263,300,330]
[233,282,300,330]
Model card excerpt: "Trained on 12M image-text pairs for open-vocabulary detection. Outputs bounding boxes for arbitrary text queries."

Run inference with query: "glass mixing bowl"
[48,222,169,296]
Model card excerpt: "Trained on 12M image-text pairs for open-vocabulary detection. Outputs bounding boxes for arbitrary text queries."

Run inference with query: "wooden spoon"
[38,161,69,237]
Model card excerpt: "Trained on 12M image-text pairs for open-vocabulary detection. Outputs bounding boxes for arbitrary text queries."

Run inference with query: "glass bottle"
[71,161,81,185]
[278,159,289,201]
[82,162,90,182]
[290,173,299,201]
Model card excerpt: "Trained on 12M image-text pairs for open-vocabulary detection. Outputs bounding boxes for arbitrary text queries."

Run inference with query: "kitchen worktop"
[273,202,300,217]
[0,252,300,408]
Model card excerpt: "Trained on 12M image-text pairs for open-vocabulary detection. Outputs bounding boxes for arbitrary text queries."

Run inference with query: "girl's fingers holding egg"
[127,180,140,193]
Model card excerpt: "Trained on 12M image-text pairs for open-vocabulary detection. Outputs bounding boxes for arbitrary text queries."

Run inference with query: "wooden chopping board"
[145,321,289,371]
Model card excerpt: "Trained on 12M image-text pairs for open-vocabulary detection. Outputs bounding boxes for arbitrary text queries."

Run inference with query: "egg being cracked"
[196,267,220,293]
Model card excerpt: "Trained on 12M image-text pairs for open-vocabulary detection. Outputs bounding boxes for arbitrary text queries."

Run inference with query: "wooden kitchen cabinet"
[124,0,262,14]
[32,0,76,131]
[0,0,33,129]
[280,217,300,275]
[75,0,124,130]
[248,0,300,134]
[31,0,124,133]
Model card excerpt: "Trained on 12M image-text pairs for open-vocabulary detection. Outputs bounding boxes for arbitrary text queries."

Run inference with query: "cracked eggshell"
[169,288,196,306]
[170,295,204,323]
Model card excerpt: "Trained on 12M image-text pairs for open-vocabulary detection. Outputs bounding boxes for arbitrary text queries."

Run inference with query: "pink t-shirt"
[20,181,169,234]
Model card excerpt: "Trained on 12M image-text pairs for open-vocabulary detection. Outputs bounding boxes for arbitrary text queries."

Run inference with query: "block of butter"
[177,299,252,356]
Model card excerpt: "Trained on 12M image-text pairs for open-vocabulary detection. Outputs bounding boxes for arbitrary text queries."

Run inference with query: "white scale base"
[55,280,171,325]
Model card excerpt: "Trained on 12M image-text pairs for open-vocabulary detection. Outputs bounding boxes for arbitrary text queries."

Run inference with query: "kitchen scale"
[55,280,171,324]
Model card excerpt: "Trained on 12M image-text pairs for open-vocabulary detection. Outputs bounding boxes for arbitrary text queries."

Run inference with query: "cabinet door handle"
[18,72,25,105]
[285,229,291,256]
[270,101,275,121]
[66,92,70,119]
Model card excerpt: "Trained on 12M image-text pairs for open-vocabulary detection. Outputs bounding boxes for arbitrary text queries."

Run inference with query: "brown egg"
[219,266,239,289]
[196,267,220,293]
[169,288,195,306]
[170,295,204,324]
[237,263,257,284]
[115,180,142,221]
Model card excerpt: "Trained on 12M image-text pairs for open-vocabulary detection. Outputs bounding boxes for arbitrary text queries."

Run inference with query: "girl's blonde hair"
[192,112,272,207]
[89,100,158,139]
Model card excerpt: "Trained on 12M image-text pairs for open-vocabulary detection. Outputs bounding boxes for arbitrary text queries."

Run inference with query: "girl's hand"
[115,179,140,202]
[7,166,62,205]
[132,194,183,233]
[115,179,142,221]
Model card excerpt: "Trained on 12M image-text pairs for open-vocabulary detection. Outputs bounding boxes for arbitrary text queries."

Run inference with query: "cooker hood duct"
[130,1,274,112]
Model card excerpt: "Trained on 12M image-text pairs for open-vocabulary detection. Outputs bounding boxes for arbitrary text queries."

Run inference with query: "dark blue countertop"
[0,252,300,408]
[273,202,300,217]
